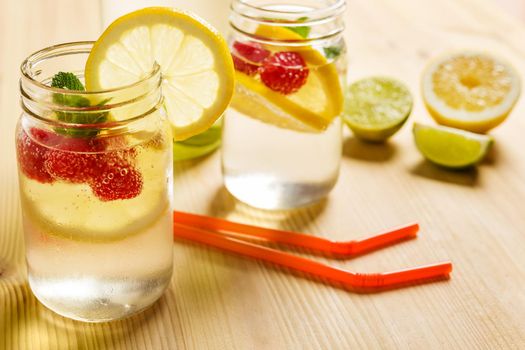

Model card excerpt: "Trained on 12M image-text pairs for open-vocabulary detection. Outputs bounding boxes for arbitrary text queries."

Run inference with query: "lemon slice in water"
[85,7,234,141]
[231,25,344,133]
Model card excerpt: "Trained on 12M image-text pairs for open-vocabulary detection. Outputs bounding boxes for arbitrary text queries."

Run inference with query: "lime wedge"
[413,123,493,168]
[173,119,221,161]
[343,77,412,142]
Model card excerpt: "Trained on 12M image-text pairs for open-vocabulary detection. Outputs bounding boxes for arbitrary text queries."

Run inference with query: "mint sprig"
[51,72,85,91]
[285,17,311,38]
[323,46,342,59]
[51,72,108,137]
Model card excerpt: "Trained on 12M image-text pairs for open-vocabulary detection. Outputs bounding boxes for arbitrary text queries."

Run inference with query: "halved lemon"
[85,7,234,141]
[231,25,344,133]
[421,51,520,133]
[413,123,493,168]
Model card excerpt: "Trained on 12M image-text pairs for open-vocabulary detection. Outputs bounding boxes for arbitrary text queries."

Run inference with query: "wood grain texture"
[1,0,525,349]
[492,0,525,22]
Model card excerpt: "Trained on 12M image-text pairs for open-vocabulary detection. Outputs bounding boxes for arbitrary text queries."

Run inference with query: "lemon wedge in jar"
[231,25,344,133]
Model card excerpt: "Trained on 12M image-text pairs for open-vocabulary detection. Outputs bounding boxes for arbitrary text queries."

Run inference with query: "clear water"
[19,128,174,322]
[24,210,173,322]
[29,268,172,322]
[222,108,342,209]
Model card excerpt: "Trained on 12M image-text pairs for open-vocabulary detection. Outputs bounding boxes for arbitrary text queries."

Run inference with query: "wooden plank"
[490,0,525,22]
[1,0,525,349]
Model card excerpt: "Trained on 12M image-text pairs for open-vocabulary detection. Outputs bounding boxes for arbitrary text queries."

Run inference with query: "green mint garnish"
[51,72,91,109]
[323,46,342,59]
[50,72,108,137]
[285,16,311,38]
[51,72,85,91]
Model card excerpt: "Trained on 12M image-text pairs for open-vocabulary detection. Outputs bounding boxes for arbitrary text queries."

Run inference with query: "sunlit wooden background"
[1,0,525,349]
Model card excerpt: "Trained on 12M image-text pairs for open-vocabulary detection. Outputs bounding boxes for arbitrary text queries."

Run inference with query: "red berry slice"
[232,55,259,76]
[18,126,144,201]
[31,128,64,148]
[233,41,270,63]
[16,128,53,183]
[231,41,270,76]
[260,51,309,94]
[45,138,100,183]
[89,154,143,201]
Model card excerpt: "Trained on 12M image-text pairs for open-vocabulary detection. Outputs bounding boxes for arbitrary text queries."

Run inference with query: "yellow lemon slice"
[421,52,520,133]
[85,7,234,141]
[231,25,344,133]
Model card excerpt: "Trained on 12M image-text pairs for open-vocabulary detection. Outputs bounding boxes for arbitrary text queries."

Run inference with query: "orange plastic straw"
[173,222,453,290]
[173,210,419,256]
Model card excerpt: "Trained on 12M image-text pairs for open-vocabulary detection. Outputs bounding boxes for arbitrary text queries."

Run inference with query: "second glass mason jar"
[17,42,173,322]
[222,0,347,209]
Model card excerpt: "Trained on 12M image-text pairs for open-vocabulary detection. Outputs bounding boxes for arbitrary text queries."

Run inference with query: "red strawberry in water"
[260,51,309,94]
[44,137,101,183]
[44,132,138,185]
[232,41,270,76]
[31,128,64,147]
[233,41,270,62]
[232,55,259,76]
[89,153,143,201]
[16,128,54,183]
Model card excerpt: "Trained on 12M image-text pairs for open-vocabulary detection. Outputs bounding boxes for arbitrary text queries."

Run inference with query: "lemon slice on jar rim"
[85,7,235,141]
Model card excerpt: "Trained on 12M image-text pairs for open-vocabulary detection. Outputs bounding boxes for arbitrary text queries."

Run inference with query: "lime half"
[344,77,413,142]
[413,123,493,168]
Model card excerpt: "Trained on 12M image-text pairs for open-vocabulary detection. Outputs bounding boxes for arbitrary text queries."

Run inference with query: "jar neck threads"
[19,41,162,134]
[230,0,346,45]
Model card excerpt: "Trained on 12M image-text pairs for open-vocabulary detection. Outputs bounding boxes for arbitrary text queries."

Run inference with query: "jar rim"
[230,0,346,45]
[20,41,161,95]
[231,0,346,23]
[19,41,163,131]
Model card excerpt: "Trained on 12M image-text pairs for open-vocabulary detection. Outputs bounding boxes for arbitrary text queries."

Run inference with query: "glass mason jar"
[17,42,173,322]
[222,0,347,209]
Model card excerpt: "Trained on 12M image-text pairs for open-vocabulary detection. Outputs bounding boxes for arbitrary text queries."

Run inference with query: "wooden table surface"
[1,0,525,349]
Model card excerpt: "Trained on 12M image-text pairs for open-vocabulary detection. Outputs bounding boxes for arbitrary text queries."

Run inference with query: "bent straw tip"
[440,261,454,274]
[407,222,420,236]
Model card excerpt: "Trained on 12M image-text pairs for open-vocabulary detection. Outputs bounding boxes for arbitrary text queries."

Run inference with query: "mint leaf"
[323,46,342,59]
[51,72,85,90]
[51,72,91,109]
[285,16,311,38]
[50,72,108,137]
[287,26,311,38]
